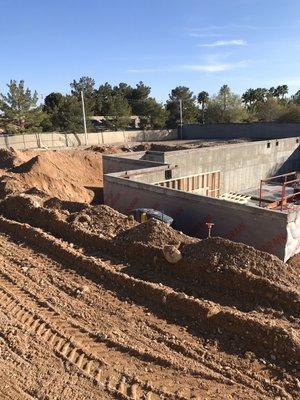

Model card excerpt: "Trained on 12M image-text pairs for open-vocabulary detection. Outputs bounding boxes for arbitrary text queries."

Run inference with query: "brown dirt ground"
[0,219,299,400]
[115,218,198,247]
[0,148,103,202]
[67,204,138,238]
[0,146,299,399]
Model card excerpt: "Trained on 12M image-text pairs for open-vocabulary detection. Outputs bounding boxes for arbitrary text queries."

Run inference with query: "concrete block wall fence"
[182,122,300,140]
[0,129,177,150]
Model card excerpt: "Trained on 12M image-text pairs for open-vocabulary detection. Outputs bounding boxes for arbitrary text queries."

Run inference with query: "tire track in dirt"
[0,249,284,400]
[0,261,277,400]
[0,238,296,400]
[0,217,298,398]
[0,273,193,400]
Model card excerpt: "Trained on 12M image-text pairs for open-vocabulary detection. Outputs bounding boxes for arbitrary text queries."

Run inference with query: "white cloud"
[127,60,248,74]
[180,63,231,72]
[180,60,248,72]
[199,39,247,47]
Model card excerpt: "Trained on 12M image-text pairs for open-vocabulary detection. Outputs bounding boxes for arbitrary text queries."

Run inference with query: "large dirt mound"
[68,204,137,237]
[116,218,198,247]
[182,237,300,289]
[0,150,102,203]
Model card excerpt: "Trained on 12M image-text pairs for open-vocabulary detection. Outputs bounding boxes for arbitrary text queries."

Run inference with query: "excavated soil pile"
[0,148,27,169]
[0,149,102,203]
[90,140,251,154]
[89,144,132,154]
[68,204,137,237]
[288,253,300,268]
[44,196,88,214]
[182,237,300,289]
[116,218,198,247]
[0,194,57,223]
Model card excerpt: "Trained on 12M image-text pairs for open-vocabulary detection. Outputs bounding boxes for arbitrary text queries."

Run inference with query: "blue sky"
[0,0,299,102]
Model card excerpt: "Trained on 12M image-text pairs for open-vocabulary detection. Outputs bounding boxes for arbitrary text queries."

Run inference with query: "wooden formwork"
[154,171,220,198]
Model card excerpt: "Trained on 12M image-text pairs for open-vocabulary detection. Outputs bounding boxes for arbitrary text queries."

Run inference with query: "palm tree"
[277,85,288,99]
[197,91,209,123]
[242,88,256,106]
[253,88,268,103]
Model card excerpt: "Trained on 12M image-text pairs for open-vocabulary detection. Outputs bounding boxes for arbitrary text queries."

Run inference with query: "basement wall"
[163,138,300,193]
[102,137,300,261]
[102,153,165,175]
[104,174,290,260]
[182,123,300,140]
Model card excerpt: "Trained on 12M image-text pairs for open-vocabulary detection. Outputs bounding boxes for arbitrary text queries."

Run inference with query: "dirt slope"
[0,148,103,202]
[0,218,299,399]
[115,218,198,247]
[0,147,299,399]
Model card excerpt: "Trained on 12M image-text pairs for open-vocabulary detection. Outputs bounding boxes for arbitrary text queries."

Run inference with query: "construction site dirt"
[0,146,299,399]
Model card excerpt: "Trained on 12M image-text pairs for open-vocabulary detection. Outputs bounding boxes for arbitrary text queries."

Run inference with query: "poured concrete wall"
[102,154,164,175]
[163,138,300,193]
[104,138,300,194]
[104,174,289,260]
[102,137,300,261]
[183,123,300,140]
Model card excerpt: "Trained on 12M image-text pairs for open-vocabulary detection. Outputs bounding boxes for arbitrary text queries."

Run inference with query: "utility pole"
[179,98,183,140]
[81,90,88,145]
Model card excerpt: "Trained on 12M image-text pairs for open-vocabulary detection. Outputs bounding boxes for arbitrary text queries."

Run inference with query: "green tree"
[104,95,132,130]
[113,82,133,100]
[273,85,288,99]
[59,95,88,132]
[70,76,96,114]
[166,86,199,128]
[253,88,268,103]
[292,90,300,105]
[242,88,257,107]
[43,94,91,133]
[277,104,300,122]
[138,98,167,129]
[206,85,247,123]
[42,92,65,131]
[197,91,209,123]
[255,97,284,122]
[219,85,231,111]
[0,80,45,133]
[95,83,114,115]
[126,81,151,116]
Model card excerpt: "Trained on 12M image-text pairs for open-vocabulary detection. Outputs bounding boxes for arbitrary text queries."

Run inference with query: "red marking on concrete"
[126,196,139,213]
[227,222,246,240]
[110,192,121,207]
[260,233,286,252]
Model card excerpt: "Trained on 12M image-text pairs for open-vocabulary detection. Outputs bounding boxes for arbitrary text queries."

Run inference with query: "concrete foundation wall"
[183,123,300,140]
[163,138,300,193]
[104,175,289,260]
[102,137,300,261]
[102,153,166,175]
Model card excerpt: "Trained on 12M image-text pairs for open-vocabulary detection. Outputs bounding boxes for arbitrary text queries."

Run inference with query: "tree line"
[0,77,300,134]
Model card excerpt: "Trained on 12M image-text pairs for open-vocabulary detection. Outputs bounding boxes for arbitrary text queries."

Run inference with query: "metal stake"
[206,222,214,238]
